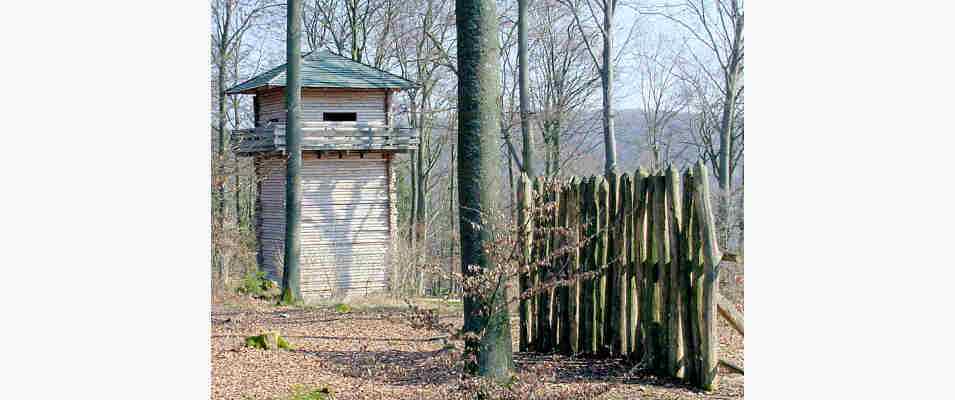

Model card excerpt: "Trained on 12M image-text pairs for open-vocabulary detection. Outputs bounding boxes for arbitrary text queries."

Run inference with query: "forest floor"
[212,262,743,400]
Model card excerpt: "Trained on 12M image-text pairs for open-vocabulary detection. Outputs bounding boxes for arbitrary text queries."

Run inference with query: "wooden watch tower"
[226,50,418,301]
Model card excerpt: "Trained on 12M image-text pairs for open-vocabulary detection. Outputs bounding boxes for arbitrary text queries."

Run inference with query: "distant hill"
[553,108,699,176]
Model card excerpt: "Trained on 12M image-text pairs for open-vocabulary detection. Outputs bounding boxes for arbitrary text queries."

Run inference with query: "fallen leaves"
[212,273,743,400]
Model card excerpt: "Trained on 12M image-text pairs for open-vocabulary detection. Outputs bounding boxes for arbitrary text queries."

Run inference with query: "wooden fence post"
[634,167,651,362]
[618,173,633,356]
[627,171,643,357]
[650,173,669,371]
[559,178,577,355]
[579,176,596,354]
[569,177,582,355]
[605,172,621,356]
[665,167,685,378]
[534,177,553,352]
[512,167,724,390]
[681,169,701,384]
[550,180,563,350]
[518,173,532,352]
[595,176,609,355]
[693,162,721,390]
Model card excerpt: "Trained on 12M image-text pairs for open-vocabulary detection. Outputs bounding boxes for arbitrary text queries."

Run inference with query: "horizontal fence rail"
[231,122,420,154]
[518,162,724,390]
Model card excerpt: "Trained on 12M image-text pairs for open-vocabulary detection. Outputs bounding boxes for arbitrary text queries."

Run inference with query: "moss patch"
[286,385,331,400]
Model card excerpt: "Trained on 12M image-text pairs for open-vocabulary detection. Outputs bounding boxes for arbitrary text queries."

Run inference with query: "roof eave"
[226,83,418,94]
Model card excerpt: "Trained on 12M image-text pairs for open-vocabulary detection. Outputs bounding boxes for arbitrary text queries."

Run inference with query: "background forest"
[210,0,744,294]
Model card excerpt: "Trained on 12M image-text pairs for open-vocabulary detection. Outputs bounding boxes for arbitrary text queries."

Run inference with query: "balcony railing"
[231,121,419,154]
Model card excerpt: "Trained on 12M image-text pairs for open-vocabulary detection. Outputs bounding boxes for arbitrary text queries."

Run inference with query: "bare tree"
[557,0,637,175]
[211,0,279,284]
[302,0,396,66]
[530,3,600,177]
[391,0,457,294]
[635,34,689,171]
[646,0,743,191]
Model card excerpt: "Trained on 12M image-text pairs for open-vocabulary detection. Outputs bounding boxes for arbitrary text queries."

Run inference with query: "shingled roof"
[225,50,417,94]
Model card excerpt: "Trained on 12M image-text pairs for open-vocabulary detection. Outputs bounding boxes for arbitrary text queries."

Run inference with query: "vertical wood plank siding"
[256,152,393,301]
[257,88,388,125]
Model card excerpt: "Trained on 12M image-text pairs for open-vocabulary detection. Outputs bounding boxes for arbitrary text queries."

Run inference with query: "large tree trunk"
[456,0,513,380]
[281,0,304,304]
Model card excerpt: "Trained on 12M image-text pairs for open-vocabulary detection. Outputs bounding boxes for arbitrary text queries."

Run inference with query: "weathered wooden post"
[579,176,597,354]
[518,173,533,352]
[634,167,651,361]
[626,172,641,356]
[605,172,621,356]
[557,180,572,354]
[693,162,721,390]
[665,167,685,378]
[572,179,582,354]
[595,176,609,354]
[549,180,563,349]
[681,169,701,383]
[534,177,552,352]
[618,173,633,356]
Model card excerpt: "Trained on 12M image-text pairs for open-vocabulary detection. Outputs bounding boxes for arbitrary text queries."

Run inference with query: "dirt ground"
[212,263,743,400]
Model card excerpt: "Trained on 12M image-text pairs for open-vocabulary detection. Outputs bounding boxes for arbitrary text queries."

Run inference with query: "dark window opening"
[323,112,358,122]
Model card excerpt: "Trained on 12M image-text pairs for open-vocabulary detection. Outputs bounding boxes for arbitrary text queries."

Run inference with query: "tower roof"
[225,50,417,94]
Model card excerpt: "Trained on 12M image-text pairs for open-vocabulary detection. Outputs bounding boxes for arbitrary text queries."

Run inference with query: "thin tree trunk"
[518,0,533,178]
[216,43,229,284]
[448,144,457,295]
[233,72,242,228]
[415,122,428,295]
[600,2,617,175]
[281,0,304,304]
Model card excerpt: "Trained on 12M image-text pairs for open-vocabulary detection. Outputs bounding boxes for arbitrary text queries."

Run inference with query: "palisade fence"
[517,161,724,390]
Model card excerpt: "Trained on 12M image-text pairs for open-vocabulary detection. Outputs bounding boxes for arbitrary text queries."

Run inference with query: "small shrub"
[333,303,351,314]
[236,270,276,298]
[244,331,292,350]
[287,385,331,400]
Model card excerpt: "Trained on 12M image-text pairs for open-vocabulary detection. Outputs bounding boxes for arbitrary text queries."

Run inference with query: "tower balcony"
[231,121,419,155]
